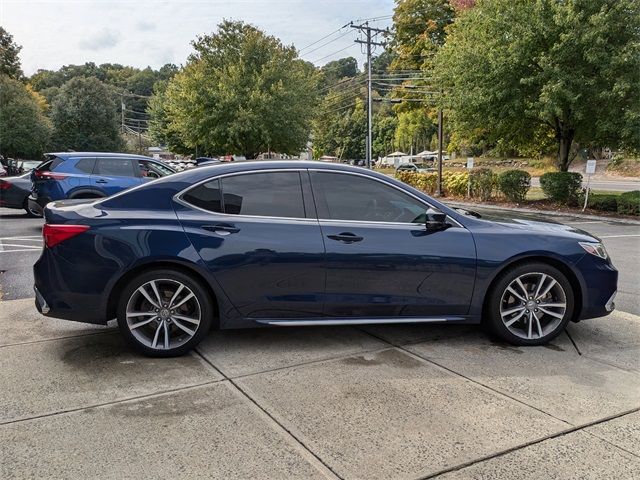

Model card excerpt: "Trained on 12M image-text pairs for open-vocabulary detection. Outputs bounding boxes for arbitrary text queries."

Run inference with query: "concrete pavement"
[1,298,638,479]
[1,205,639,478]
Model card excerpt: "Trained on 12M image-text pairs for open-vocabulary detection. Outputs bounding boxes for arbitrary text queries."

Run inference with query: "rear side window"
[182,172,305,218]
[36,157,64,172]
[96,158,135,177]
[182,179,223,213]
[75,158,96,174]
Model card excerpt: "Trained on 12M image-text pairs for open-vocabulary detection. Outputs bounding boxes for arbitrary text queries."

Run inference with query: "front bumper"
[575,254,618,320]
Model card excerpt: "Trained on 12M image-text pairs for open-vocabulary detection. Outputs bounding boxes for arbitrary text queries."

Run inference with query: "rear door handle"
[327,232,363,243]
[202,223,240,235]
[95,179,108,184]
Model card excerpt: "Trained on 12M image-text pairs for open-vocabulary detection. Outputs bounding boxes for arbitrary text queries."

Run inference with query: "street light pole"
[436,108,444,196]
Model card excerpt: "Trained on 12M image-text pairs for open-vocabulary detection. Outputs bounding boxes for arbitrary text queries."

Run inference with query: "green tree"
[372,108,399,158]
[159,20,318,158]
[435,0,640,171]
[0,27,23,79]
[394,108,436,153]
[148,80,190,154]
[0,75,52,158]
[391,0,455,71]
[320,57,359,88]
[51,77,123,151]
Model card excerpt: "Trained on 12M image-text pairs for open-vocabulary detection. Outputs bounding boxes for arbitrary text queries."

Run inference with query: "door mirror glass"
[425,207,447,231]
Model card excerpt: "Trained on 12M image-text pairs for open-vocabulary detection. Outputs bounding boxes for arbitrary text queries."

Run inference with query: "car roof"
[47,152,156,160]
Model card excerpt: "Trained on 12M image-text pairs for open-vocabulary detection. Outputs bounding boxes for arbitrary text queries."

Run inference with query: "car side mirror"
[425,207,447,231]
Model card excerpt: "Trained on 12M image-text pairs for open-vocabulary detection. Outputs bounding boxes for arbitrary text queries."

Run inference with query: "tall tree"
[0,27,23,79]
[435,0,640,170]
[158,21,318,158]
[51,77,123,151]
[391,0,455,71]
[0,75,52,158]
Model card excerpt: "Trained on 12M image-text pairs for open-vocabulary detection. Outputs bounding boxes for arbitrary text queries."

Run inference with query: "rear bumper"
[33,248,111,325]
[28,194,50,215]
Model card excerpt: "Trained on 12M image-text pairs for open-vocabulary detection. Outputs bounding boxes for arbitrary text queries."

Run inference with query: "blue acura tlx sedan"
[34,162,617,356]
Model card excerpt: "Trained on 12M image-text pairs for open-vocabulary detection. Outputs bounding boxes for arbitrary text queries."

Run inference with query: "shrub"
[587,194,618,212]
[539,172,583,205]
[617,190,640,216]
[469,168,497,200]
[497,169,531,202]
[442,171,469,197]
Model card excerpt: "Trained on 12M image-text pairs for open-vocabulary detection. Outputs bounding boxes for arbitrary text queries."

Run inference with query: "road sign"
[583,160,597,211]
[466,157,474,169]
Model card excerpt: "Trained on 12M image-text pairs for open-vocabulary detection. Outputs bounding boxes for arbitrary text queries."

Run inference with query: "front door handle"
[202,223,240,236]
[327,232,363,243]
[95,179,108,184]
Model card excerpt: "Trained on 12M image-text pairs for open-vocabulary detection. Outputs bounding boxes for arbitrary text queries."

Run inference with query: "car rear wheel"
[486,262,574,346]
[117,269,213,357]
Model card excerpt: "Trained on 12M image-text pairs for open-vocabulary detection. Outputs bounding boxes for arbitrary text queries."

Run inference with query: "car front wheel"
[117,269,213,357]
[486,262,574,346]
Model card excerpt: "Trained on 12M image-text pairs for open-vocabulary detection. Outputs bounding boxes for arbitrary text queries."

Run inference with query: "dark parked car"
[34,162,617,356]
[396,163,436,173]
[28,152,175,215]
[0,172,42,216]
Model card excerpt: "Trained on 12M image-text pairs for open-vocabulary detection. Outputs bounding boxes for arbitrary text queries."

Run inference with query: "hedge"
[497,170,530,202]
[469,168,497,201]
[540,172,583,205]
[617,190,640,216]
[587,194,618,212]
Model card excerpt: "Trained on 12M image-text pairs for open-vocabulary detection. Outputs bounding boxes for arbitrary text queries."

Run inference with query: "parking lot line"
[600,234,640,238]
[0,248,42,253]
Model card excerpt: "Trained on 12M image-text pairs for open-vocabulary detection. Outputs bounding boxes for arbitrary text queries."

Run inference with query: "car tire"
[117,269,213,357]
[485,262,574,346]
[23,199,42,218]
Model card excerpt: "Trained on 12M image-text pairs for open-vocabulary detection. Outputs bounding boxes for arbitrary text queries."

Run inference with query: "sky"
[1,0,395,75]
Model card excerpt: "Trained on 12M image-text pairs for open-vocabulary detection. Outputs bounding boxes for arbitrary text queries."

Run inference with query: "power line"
[301,30,355,58]
[298,23,351,52]
[312,43,358,63]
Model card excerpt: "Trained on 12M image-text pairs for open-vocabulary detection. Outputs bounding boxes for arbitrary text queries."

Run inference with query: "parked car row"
[0,152,175,217]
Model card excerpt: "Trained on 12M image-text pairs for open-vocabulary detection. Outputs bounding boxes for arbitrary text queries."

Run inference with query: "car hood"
[464,209,600,242]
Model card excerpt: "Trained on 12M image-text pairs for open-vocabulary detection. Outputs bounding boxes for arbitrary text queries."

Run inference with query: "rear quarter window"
[74,158,96,174]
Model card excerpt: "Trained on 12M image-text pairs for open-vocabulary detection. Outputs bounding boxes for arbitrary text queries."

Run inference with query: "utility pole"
[351,21,387,169]
[121,96,126,133]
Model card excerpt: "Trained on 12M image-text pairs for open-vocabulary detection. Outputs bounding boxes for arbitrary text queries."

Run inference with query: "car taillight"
[42,224,90,248]
[34,170,67,181]
[0,181,10,190]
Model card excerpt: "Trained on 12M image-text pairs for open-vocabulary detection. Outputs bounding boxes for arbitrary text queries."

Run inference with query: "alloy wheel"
[499,272,567,340]
[125,279,201,351]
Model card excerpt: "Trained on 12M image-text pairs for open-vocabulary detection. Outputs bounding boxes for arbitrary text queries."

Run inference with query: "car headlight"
[579,242,608,260]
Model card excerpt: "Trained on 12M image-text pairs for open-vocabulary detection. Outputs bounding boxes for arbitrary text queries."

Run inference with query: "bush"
[469,168,497,200]
[497,169,531,202]
[587,194,618,212]
[442,171,469,196]
[617,190,640,215]
[540,172,583,205]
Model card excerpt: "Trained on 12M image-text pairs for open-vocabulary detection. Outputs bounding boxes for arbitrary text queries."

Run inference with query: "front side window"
[96,158,135,177]
[182,172,305,218]
[138,159,173,178]
[311,171,426,223]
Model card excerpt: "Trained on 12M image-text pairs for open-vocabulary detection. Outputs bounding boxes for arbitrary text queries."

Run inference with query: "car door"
[91,157,141,196]
[174,169,326,319]
[310,170,476,318]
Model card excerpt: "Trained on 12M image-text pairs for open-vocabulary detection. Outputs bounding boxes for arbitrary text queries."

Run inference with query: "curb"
[446,201,640,225]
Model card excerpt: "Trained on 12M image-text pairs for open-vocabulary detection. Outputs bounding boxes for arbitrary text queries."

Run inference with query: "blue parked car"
[34,162,617,356]
[28,152,175,215]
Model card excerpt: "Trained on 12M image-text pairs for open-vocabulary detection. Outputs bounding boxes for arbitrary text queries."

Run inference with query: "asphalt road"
[531,176,640,192]
[1,205,638,315]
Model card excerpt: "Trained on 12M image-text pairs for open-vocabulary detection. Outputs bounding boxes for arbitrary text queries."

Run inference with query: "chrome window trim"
[174,168,316,223]
[309,168,464,228]
[174,167,463,228]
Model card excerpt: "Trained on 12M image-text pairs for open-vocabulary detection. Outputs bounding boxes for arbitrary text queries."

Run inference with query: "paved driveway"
[1,207,639,479]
